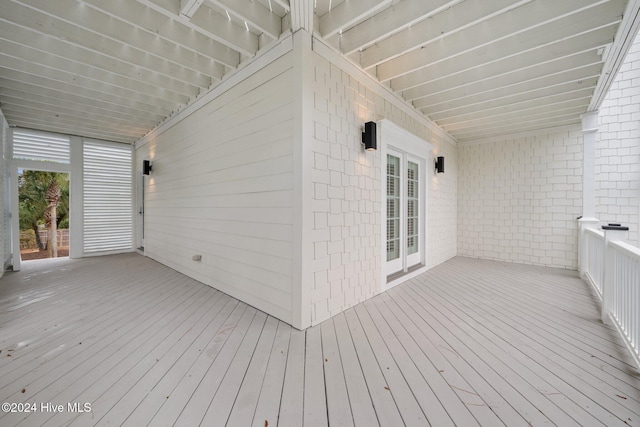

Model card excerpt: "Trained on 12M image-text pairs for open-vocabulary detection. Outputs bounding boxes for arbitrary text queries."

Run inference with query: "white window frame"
[379,119,433,291]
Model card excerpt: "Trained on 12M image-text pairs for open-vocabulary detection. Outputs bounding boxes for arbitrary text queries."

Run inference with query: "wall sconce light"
[361,121,377,151]
[435,156,445,174]
[143,160,153,175]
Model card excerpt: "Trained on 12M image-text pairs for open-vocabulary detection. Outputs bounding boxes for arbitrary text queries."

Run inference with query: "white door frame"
[379,119,433,291]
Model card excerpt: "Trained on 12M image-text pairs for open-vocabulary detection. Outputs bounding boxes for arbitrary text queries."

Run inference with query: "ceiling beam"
[206,0,281,40]
[413,63,603,111]
[0,19,201,98]
[12,0,230,79]
[391,24,617,93]
[444,98,590,132]
[330,0,458,54]
[0,43,188,108]
[358,0,530,69]
[450,114,582,141]
[179,0,204,19]
[133,0,257,57]
[376,0,622,82]
[319,0,392,38]
[428,85,596,123]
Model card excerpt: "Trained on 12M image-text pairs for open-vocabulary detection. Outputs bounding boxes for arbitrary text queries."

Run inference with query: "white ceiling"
[0,0,638,144]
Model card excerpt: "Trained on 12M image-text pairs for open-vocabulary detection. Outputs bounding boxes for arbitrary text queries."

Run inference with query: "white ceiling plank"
[319,0,392,38]
[402,49,603,102]
[436,93,593,129]
[206,0,282,39]
[18,0,234,76]
[429,85,596,123]
[334,0,458,55]
[450,114,583,141]
[5,117,137,143]
[5,1,218,88]
[0,70,176,117]
[0,43,188,108]
[376,0,623,82]
[2,109,145,142]
[390,25,617,93]
[0,19,200,98]
[413,62,603,111]
[455,120,582,143]
[1,97,154,132]
[0,89,161,128]
[445,102,590,134]
[180,0,204,19]
[357,0,525,65]
[132,0,258,56]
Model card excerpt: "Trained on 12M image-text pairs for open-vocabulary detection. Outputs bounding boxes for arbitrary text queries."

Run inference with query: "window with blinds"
[13,128,70,163]
[83,141,133,253]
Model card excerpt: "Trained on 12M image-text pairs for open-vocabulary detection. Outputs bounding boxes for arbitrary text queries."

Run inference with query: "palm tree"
[19,171,69,256]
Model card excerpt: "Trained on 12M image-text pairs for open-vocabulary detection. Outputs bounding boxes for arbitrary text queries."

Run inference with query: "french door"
[386,149,423,276]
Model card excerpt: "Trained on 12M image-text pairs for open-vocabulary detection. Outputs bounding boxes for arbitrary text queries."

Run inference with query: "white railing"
[584,227,605,298]
[608,240,640,368]
[579,220,640,369]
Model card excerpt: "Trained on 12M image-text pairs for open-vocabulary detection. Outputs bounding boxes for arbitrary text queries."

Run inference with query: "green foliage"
[18,170,69,236]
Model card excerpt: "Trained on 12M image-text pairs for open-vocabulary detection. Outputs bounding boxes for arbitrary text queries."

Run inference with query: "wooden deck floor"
[0,254,639,426]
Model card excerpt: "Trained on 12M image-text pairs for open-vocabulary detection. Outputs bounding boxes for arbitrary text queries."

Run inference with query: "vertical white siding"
[458,130,583,270]
[308,49,457,325]
[0,109,8,275]
[596,32,640,246]
[138,52,295,324]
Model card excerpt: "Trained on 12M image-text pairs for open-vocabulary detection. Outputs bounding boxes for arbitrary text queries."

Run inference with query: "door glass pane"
[387,155,401,261]
[407,161,419,255]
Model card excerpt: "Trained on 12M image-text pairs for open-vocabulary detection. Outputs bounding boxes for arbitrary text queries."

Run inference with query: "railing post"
[601,224,629,325]
[578,217,600,279]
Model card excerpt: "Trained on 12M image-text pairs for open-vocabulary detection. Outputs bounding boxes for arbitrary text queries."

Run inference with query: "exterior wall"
[0,109,7,276]
[136,51,295,324]
[458,130,583,270]
[596,32,640,246]
[309,46,457,325]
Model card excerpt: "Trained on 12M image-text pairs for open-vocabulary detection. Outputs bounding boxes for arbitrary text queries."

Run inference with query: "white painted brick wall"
[310,52,457,325]
[596,32,640,245]
[458,130,583,270]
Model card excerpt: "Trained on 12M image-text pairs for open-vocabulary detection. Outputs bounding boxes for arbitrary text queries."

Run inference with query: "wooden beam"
[133,0,257,57]
[376,0,621,82]
[207,0,281,39]
[179,0,204,19]
[358,0,529,69]
[412,63,603,111]
[391,24,617,93]
[319,0,392,38]
[334,0,457,55]
[427,85,596,123]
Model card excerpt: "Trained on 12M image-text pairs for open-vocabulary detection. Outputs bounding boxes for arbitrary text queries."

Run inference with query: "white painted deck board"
[1,254,639,426]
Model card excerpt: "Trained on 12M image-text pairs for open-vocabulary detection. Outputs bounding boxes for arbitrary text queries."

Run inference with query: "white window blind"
[83,141,132,253]
[13,128,70,163]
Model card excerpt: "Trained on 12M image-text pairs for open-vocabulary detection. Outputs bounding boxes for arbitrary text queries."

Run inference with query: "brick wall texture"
[596,32,640,245]
[458,130,583,270]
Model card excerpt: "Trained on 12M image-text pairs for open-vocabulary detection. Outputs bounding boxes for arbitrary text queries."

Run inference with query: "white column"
[601,224,629,324]
[581,111,599,218]
[578,217,600,278]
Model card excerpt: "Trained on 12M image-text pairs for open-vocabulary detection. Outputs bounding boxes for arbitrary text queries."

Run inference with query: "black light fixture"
[361,121,377,151]
[143,160,153,175]
[435,156,445,174]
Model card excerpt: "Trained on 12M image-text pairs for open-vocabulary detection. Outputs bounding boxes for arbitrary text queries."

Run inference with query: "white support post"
[581,111,598,219]
[578,217,600,278]
[601,224,629,324]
